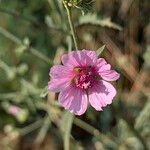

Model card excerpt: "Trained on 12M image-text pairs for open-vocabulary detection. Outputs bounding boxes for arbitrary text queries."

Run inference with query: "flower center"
[73,66,99,89]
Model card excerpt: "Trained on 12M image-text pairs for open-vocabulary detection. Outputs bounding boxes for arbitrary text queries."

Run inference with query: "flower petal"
[48,65,74,92]
[88,80,116,111]
[96,58,111,72]
[61,50,97,68]
[49,65,73,78]
[48,78,70,92]
[100,70,120,81]
[96,58,120,81]
[58,85,88,115]
[82,49,97,64]
[97,58,107,67]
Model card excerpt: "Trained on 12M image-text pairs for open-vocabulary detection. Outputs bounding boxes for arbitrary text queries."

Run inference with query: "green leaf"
[96,45,105,56]
[78,14,122,31]
[40,86,48,98]
[61,111,74,150]
[45,15,56,28]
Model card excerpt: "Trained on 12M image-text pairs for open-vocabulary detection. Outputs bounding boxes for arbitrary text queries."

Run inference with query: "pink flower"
[8,105,20,116]
[48,50,120,115]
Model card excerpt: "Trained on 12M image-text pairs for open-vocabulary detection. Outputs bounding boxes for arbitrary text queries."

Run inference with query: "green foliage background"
[0,0,149,149]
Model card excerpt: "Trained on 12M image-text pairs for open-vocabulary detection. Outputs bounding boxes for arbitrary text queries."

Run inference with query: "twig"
[35,116,51,144]
[0,92,19,100]
[18,119,44,136]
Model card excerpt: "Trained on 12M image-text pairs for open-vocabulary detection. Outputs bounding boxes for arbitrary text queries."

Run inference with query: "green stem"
[35,116,51,144]
[18,119,43,136]
[63,1,79,50]
[0,92,19,100]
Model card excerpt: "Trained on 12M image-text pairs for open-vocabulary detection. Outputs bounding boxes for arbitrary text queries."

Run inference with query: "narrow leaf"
[78,14,122,31]
[40,86,48,98]
[96,45,105,56]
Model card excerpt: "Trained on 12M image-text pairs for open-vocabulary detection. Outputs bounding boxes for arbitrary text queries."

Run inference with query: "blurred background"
[0,0,150,150]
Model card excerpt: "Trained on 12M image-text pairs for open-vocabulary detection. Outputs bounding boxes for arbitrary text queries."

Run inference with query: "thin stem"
[35,116,51,144]
[0,92,19,100]
[18,119,43,136]
[63,1,79,50]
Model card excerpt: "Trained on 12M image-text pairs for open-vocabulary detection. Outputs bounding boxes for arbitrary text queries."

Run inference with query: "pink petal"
[100,70,120,81]
[58,85,88,115]
[61,50,97,68]
[48,65,74,92]
[8,105,20,116]
[48,78,70,92]
[96,58,111,72]
[88,80,116,111]
[49,65,73,78]
[96,58,120,81]
[96,58,107,67]
[82,49,97,63]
